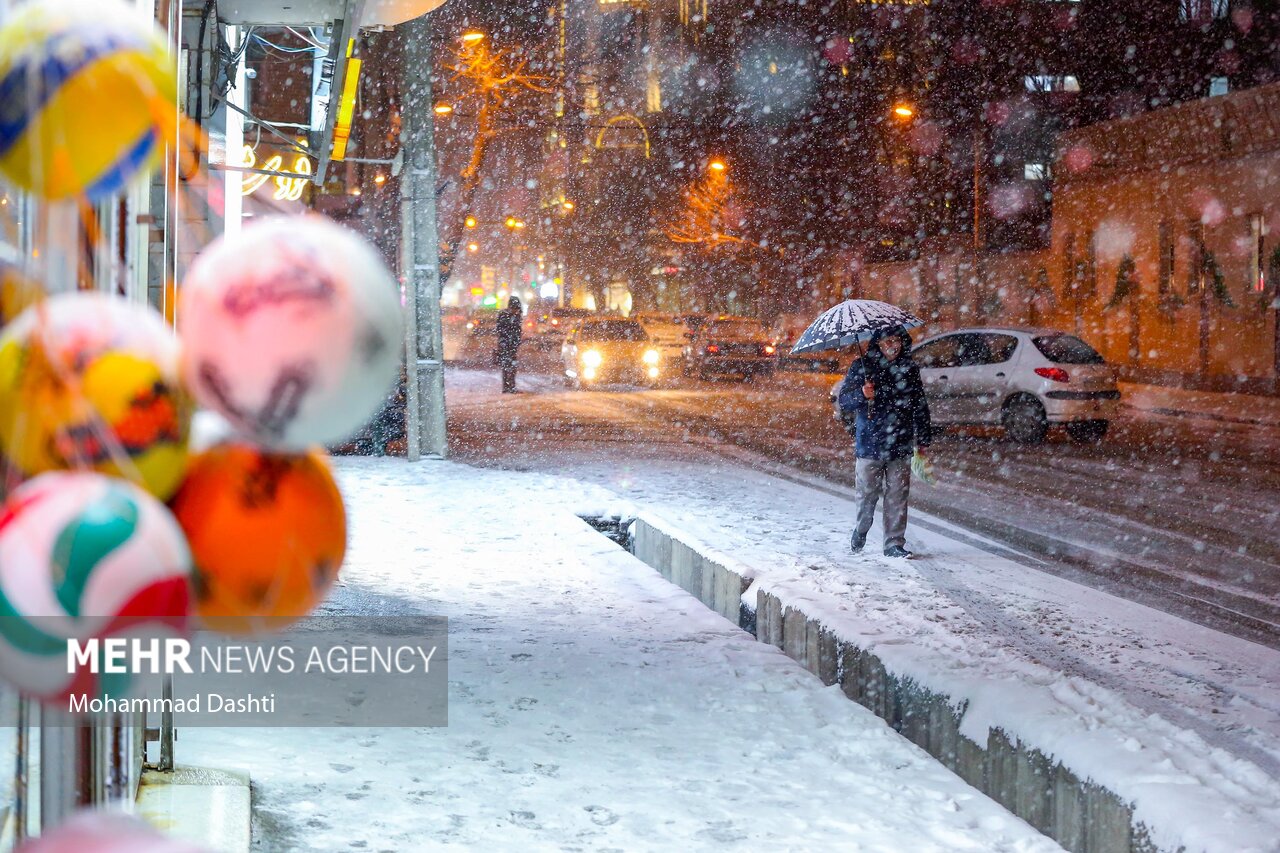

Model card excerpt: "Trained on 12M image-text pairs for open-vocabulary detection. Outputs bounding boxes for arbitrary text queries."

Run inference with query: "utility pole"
[400,15,448,460]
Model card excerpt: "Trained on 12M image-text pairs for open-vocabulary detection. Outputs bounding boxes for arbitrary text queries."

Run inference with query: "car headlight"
[642,349,660,365]
[582,349,603,367]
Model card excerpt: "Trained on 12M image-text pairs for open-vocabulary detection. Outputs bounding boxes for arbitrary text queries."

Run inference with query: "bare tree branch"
[438,39,555,282]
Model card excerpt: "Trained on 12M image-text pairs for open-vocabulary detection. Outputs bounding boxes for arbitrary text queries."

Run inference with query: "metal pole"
[402,192,421,461]
[400,14,447,458]
[13,698,29,842]
[39,715,94,831]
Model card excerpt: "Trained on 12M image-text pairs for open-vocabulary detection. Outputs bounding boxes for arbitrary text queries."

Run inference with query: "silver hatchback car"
[911,327,1120,443]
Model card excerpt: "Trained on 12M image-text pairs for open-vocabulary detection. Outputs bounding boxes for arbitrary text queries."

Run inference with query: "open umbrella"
[790,299,923,355]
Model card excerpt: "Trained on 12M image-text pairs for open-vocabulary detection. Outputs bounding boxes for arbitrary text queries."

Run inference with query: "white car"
[632,312,687,363]
[911,327,1120,443]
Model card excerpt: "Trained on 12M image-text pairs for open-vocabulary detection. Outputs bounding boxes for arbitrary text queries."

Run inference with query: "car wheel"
[1066,419,1108,443]
[1002,395,1048,444]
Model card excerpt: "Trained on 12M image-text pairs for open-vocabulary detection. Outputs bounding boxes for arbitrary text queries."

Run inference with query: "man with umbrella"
[838,326,932,557]
[790,300,932,559]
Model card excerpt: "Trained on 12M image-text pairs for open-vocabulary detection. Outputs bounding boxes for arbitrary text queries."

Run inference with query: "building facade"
[852,81,1280,393]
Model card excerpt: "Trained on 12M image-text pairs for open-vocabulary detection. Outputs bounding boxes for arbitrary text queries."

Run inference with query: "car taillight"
[1035,366,1070,383]
[705,344,719,354]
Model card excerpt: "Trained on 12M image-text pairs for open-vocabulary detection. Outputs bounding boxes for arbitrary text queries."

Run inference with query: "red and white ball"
[179,217,402,449]
[0,471,192,703]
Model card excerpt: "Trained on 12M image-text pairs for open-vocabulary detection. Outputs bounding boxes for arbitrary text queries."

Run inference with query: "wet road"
[446,365,1280,645]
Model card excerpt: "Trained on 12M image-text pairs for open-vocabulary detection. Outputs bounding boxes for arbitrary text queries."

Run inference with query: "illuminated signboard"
[238,145,313,201]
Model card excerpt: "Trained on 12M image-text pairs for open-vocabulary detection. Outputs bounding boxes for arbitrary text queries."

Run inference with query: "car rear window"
[1032,335,1105,365]
[579,321,649,342]
[708,320,765,336]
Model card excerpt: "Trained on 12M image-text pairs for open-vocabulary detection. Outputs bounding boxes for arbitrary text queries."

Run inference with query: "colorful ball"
[0,0,177,201]
[179,216,403,449]
[0,292,192,499]
[171,444,346,634]
[0,472,192,704]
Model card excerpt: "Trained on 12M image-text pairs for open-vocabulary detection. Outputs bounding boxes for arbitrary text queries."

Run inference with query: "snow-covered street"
[183,458,1058,851]
[447,366,1280,642]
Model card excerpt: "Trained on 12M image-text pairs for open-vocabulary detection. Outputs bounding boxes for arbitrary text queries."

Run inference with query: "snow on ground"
[183,458,1056,852]
[446,369,1280,853]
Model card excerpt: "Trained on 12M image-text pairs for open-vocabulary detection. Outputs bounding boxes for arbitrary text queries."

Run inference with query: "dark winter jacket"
[495,307,522,362]
[837,330,933,461]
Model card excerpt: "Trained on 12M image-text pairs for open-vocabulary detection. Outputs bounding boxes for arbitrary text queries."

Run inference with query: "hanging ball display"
[0,472,192,704]
[0,0,177,201]
[0,292,192,499]
[171,444,346,634]
[0,259,44,329]
[179,216,403,449]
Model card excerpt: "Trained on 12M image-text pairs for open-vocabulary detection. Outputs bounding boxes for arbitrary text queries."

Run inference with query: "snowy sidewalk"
[182,459,1056,851]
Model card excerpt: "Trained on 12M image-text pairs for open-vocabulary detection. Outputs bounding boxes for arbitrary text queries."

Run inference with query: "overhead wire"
[285,26,329,51]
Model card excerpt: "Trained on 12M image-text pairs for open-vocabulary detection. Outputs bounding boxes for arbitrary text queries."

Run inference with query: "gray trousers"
[854,456,911,549]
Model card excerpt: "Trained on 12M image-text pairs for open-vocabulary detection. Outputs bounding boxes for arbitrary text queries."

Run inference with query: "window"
[1085,232,1098,296]
[982,334,1019,364]
[1158,221,1175,294]
[1032,335,1106,365]
[954,334,994,367]
[579,320,649,342]
[1179,0,1228,22]
[1063,231,1077,287]
[1024,162,1049,181]
[1024,75,1080,93]
[646,63,662,113]
[1250,214,1266,293]
[707,319,767,337]
[1208,77,1230,97]
[1187,220,1205,293]
[913,336,962,369]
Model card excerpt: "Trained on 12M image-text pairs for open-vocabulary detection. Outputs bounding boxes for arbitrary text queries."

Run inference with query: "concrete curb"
[631,516,1159,853]
[136,766,251,853]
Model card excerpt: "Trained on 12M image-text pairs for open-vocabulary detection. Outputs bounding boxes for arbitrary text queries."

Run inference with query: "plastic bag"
[911,449,936,485]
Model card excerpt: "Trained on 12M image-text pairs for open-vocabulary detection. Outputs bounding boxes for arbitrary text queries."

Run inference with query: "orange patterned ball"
[171,444,345,634]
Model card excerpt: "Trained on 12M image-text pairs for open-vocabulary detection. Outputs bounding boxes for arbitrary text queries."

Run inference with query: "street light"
[465,215,478,228]
[461,30,485,44]
[434,103,454,115]
[708,159,727,172]
[561,200,575,211]
[892,103,915,120]
[467,242,479,253]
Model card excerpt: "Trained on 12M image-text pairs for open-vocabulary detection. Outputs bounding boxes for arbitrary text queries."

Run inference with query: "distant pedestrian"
[495,296,523,394]
[837,326,932,558]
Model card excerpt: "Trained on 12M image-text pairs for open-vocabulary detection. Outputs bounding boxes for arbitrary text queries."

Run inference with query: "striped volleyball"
[0,471,192,705]
[0,0,176,201]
